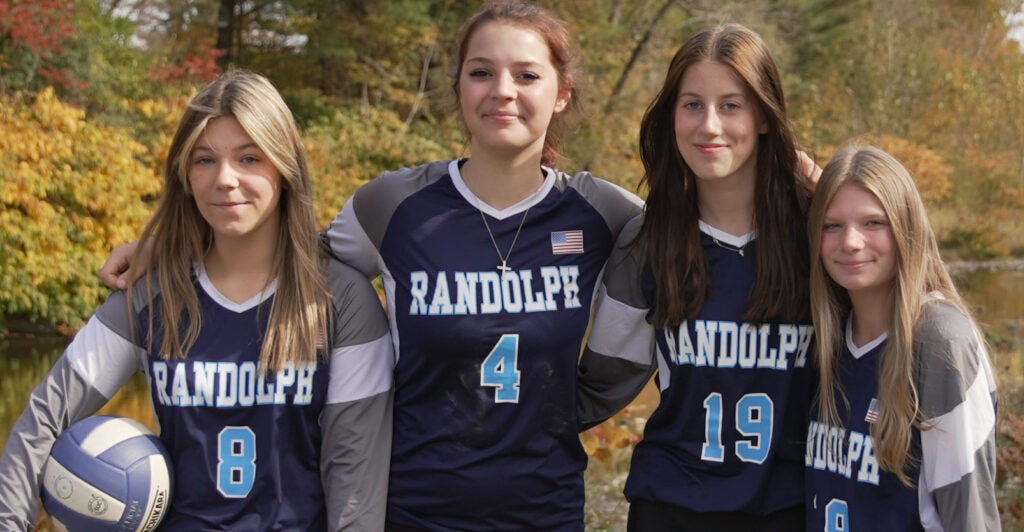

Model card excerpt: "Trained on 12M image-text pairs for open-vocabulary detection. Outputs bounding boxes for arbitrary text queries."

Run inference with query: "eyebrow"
[192,143,261,154]
[678,91,748,100]
[464,57,545,69]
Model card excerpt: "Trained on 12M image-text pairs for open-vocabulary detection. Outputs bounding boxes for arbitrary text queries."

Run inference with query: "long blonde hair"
[132,69,329,373]
[808,144,968,485]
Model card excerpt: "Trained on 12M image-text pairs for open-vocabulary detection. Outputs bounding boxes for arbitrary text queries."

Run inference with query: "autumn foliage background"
[2,0,1024,330]
[2,0,1024,528]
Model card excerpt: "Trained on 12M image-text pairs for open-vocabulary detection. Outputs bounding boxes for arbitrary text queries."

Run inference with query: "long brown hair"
[809,144,971,485]
[638,23,813,327]
[132,69,329,373]
[452,1,581,168]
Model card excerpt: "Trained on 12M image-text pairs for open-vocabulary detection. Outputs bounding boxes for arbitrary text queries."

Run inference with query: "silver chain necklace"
[480,208,530,273]
[711,236,747,256]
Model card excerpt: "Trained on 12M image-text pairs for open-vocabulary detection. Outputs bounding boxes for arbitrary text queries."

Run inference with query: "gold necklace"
[480,208,530,273]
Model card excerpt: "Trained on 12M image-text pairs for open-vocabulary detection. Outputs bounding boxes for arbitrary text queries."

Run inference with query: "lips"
[212,201,248,209]
[694,143,727,154]
[833,259,872,271]
[485,111,521,122]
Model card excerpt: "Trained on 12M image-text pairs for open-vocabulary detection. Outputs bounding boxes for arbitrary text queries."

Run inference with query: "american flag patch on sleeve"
[864,398,880,424]
[551,230,584,254]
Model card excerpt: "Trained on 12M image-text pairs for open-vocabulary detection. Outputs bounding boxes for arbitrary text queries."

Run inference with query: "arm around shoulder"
[578,215,656,430]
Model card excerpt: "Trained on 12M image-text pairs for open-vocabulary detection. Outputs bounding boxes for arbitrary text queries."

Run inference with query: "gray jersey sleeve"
[914,300,1000,531]
[0,291,143,530]
[319,258,395,532]
[325,160,452,277]
[577,215,657,430]
[563,170,644,233]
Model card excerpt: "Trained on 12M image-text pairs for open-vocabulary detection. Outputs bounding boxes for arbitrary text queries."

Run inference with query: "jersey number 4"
[480,334,522,403]
[701,392,773,463]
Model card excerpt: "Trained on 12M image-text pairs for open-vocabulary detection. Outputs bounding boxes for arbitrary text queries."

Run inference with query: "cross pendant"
[738,249,744,256]
[497,261,511,273]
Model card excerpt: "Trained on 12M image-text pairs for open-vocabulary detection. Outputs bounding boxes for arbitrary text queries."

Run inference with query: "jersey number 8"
[217,426,256,497]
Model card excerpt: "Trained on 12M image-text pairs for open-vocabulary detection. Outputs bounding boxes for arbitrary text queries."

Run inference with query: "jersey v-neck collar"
[845,315,888,359]
[195,262,278,313]
[698,219,756,248]
[448,159,555,220]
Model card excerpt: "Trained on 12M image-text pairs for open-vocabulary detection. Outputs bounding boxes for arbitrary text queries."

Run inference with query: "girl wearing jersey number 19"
[805,144,999,531]
[578,24,817,531]
[0,71,394,530]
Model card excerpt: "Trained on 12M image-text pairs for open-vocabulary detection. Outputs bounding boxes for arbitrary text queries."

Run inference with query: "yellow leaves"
[305,106,449,227]
[580,407,646,466]
[819,134,953,202]
[26,87,84,133]
[1,89,162,327]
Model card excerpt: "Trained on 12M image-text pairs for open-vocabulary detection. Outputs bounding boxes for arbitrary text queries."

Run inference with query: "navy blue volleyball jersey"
[804,332,924,532]
[327,159,642,531]
[138,271,332,529]
[806,300,1000,531]
[0,258,395,531]
[583,218,813,515]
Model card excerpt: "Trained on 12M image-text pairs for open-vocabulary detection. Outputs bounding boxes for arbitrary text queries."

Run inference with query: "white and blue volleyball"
[41,415,172,531]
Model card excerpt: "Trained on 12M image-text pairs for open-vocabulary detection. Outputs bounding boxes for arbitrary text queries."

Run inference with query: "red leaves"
[0,0,84,90]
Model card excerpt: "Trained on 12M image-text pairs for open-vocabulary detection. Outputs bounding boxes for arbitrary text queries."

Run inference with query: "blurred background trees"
[3,0,1024,330]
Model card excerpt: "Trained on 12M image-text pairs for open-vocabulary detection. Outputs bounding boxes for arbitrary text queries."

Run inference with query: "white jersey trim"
[326,335,395,404]
[447,160,555,220]
[918,480,943,531]
[698,220,756,248]
[380,262,401,365]
[919,364,997,490]
[65,317,144,399]
[845,316,888,359]
[588,287,655,367]
[195,262,277,313]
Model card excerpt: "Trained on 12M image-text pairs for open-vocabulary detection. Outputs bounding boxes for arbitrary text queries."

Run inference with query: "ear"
[757,116,769,135]
[553,88,571,113]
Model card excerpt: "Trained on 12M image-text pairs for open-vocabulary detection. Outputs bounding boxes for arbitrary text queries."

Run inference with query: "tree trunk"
[216,0,236,68]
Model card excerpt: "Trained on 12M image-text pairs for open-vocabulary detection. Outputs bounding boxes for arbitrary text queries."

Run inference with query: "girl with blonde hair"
[0,70,394,530]
[102,3,642,529]
[805,144,999,530]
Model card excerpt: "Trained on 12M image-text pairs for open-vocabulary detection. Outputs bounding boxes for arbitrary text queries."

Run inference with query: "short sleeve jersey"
[327,159,642,531]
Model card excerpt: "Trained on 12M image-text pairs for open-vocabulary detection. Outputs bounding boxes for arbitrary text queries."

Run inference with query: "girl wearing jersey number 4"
[579,24,816,530]
[102,3,643,530]
[0,71,394,530]
[805,145,999,531]
[326,3,641,530]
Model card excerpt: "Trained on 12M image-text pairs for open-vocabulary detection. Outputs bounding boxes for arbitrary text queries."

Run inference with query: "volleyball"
[40,415,172,531]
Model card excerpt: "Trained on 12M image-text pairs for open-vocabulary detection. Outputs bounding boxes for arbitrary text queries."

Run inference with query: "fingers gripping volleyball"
[41,416,172,532]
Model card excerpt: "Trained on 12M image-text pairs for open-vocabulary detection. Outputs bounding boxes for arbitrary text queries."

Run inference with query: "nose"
[214,161,240,189]
[841,227,865,251]
[492,71,516,99]
[699,108,722,135]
